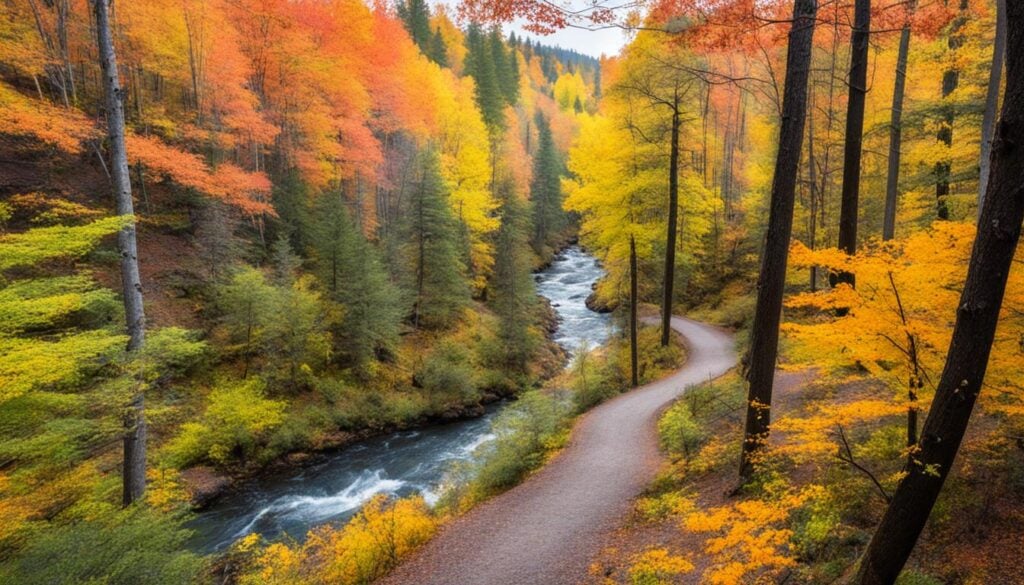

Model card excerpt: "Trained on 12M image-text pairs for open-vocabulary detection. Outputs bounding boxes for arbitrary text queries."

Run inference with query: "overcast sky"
[431,2,632,59]
[506,21,630,59]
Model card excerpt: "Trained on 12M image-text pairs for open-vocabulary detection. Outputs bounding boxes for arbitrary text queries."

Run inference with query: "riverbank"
[186,246,611,555]
[180,294,567,511]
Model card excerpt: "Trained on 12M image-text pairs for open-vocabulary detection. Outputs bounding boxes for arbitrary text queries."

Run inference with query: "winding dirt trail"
[381,316,736,585]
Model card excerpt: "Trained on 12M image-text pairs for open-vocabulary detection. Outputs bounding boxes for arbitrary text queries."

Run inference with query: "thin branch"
[834,424,892,503]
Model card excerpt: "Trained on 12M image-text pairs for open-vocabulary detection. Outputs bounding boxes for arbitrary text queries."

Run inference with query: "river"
[188,246,612,552]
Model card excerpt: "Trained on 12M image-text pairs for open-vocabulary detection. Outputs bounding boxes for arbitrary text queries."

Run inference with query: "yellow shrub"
[243,495,438,585]
[684,486,822,585]
[628,548,694,585]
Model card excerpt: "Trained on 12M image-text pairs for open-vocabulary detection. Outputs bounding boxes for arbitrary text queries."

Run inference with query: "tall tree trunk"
[94,0,147,507]
[936,0,969,220]
[834,0,870,290]
[629,235,639,388]
[856,6,1024,580]
[883,14,913,241]
[807,96,819,291]
[739,0,818,481]
[661,106,681,347]
[978,0,1007,213]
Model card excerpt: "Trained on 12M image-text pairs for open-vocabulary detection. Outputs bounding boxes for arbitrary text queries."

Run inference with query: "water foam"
[232,469,405,539]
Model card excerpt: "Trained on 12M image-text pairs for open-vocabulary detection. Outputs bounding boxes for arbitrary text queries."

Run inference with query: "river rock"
[181,466,231,509]
[585,291,617,313]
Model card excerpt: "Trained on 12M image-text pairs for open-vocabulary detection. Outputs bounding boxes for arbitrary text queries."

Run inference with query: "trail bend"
[381,316,736,585]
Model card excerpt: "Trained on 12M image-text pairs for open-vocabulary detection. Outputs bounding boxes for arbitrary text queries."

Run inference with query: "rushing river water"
[189,246,612,552]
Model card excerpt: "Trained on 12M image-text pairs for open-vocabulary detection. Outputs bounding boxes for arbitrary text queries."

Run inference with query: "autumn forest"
[0,0,1021,583]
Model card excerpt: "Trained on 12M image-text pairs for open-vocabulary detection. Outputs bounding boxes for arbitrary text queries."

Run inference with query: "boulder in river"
[181,466,231,509]
[585,292,617,314]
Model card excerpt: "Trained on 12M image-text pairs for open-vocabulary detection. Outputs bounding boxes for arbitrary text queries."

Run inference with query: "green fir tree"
[465,24,505,130]
[403,149,470,329]
[490,179,538,374]
[311,195,401,371]
[529,113,565,254]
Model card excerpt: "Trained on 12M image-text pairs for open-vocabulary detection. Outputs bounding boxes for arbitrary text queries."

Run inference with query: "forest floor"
[583,367,1024,584]
[379,317,736,585]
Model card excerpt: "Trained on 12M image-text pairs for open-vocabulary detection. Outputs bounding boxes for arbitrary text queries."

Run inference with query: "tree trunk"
[883,17,912,241]
[629,235,639,388]
[661,107,680,347]
[978,0,1007,213]
[807,97,818,291]
[94,0,147,507]
[856,6,1024,581]
[936,0,969,220]
[739,0,818,481]
[834,0,870,290]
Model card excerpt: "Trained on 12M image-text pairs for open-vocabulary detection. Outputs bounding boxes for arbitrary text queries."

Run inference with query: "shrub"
[612,326,685,387]
[241,495,437,585]
[0,507,204,585]
[416,341,476,401]
[628,548,693,585]
[142,327,208,383]
[166,378,287,467]
[570,349,617,412]
[470,390,570,495]
[658,401,703,458]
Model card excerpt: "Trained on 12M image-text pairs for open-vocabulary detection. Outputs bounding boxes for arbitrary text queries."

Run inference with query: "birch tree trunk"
[93,0,148,506]
[739,0,817,481]
[856,5,1024,581]
[978,0,1007,213]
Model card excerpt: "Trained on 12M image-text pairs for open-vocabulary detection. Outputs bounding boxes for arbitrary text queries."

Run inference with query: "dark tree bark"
[935,0,969,220]
[629,235,639,388]
[739,0,818,481]
[94,0,148,506]
[978,0,1007,213]
[834,0,870,289]
[807,97,819,291]
[883,11,913,241]
[661,106,680,347]
[856,5,1024,581]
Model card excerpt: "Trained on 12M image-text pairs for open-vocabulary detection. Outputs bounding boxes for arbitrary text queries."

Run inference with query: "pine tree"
[404,149,470,329]
[428,27,448,67]
[311,195,401,371]
[270,235,301,286]
[490,28,519,105]
[466,24,505,129]
[490,179,537,374]
[397,0,431,53]
[529,112,564,254]
[468,24,507,129]
[271,169,313,253]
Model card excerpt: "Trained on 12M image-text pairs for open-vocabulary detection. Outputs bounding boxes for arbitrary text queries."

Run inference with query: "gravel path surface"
[381,316,736,585]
